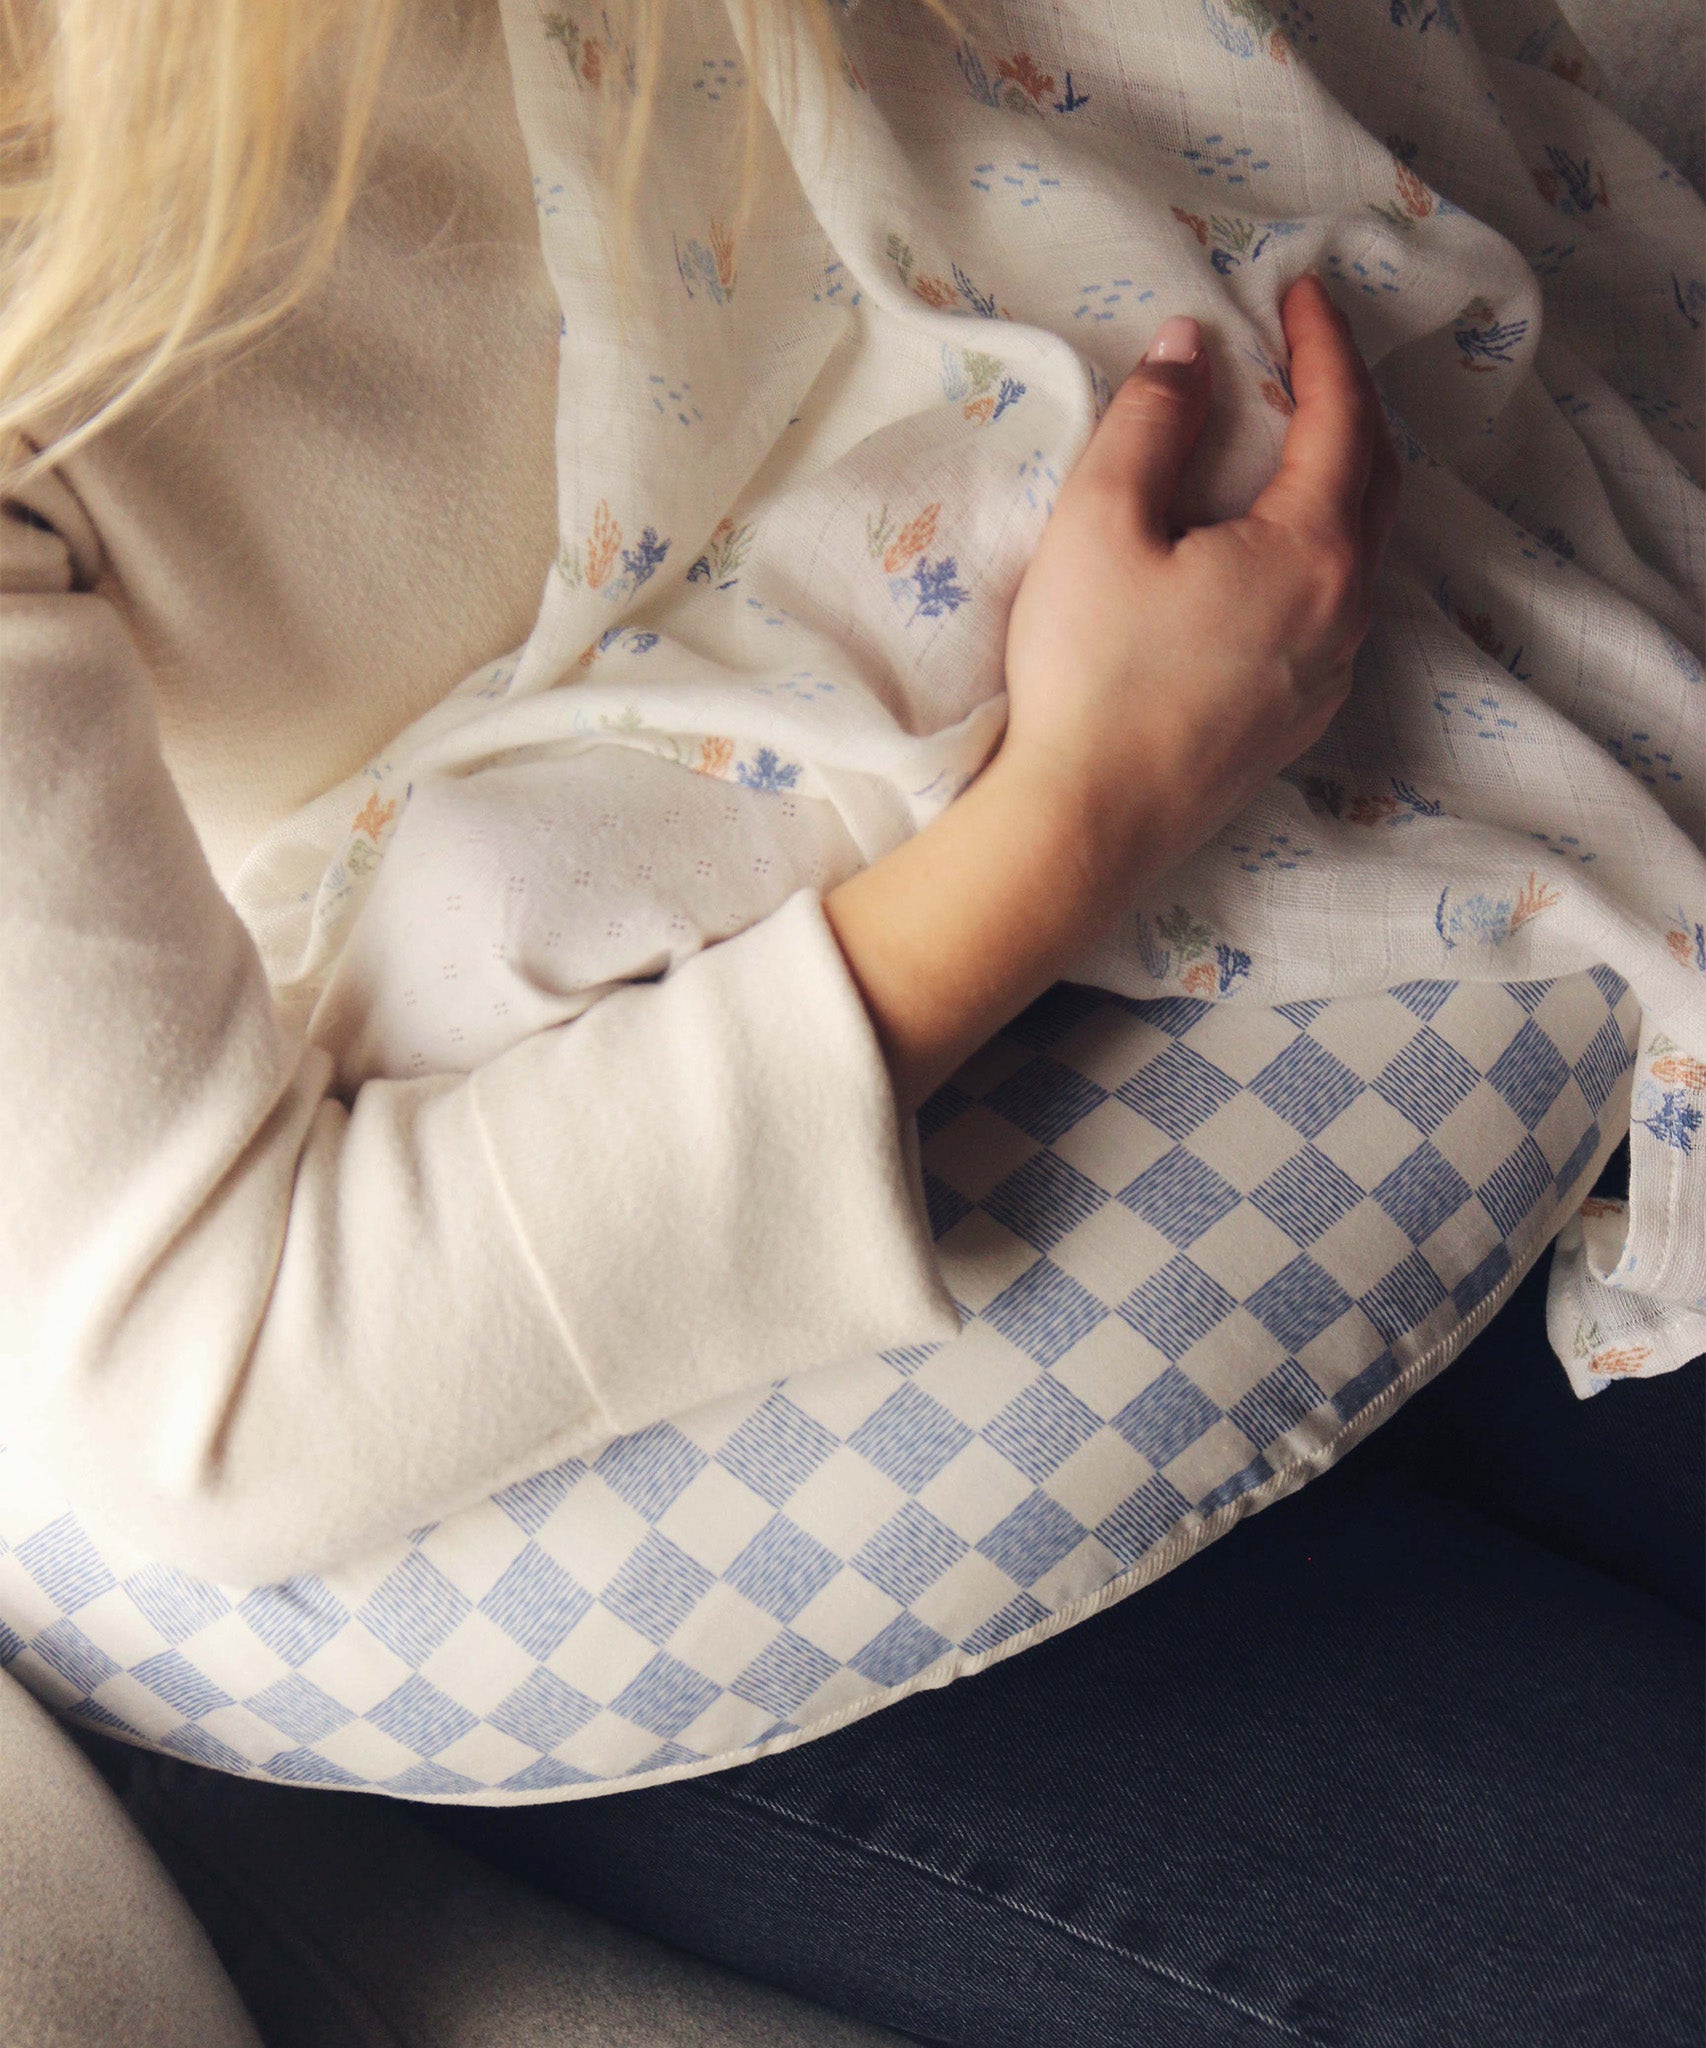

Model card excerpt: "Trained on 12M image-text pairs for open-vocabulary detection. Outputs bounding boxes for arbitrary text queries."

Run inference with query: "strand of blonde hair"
[0,0,982,493]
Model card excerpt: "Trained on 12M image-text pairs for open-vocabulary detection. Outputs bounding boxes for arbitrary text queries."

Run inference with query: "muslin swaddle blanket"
[234,0,1705,1391]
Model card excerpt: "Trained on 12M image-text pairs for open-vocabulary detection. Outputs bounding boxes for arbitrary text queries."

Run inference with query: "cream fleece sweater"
[0,0,962,1586]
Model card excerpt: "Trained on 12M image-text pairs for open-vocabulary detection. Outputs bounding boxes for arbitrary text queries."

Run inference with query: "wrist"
[825,744,1117,1120]
[982,738,1170,933]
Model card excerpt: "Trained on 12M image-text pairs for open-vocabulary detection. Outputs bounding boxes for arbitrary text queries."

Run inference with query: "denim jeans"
[424,1241,1705,2048]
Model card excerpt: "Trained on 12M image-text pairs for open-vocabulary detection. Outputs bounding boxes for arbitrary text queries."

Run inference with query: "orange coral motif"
[996,51,1055,102]
[884,503,941,574]
[586,499,621,588]
[963,395,996,426]
[352,792,396,841]
[1395,160,1433,219]
[1171,205,1211,247]
[1653,1053,1706,1089]
[694,736,734,778]
[581,39,603,88]
[709,219,738,294]
[913,274,958,309]
[1579,1196,1621,1219]
[1181,962,1216,995]
[1268,28,1290,64]
[1666,929,1698,969]
[1531,163,1607,209]
[1509,872,1562,930]
[1588,1344,1652,1378]
[1259,379,1295,418]
[1344,794,1400,825]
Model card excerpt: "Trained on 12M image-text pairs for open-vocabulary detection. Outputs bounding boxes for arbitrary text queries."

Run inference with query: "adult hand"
[999,271,1403,897]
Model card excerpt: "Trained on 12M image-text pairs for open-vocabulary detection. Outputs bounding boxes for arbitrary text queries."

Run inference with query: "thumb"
[1078,315,1209,547]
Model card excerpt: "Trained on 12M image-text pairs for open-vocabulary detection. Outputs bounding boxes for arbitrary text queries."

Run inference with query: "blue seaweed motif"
[1200,0,1259,60]
[1390,0,1458,30]
[991,376,1026,421]
[1635,1084,1701,1154]
[1536,144,1607,216]
[1435,888,1530,950]
[620,528,669,589]
[954,44,1003,108]
[1215,943,1252,994]
[1133,916,1171,982]
[591,626,659,657]
[908,556,970,622]
[951,263,1000,318]
[1391,780,1445,817]
[734,747,803,794]
[1531,241,1577,279]
[1455,313,1529,367]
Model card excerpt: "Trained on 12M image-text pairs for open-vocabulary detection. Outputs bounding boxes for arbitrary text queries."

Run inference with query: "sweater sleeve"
[0,511,963,1587]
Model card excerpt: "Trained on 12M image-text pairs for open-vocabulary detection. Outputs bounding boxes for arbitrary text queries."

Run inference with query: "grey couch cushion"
[112,1748,916,2048]
[0,1668,263,2048]
[3,1652,914,2047]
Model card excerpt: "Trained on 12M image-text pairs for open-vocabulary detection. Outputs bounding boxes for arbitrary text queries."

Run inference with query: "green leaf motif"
[962,349,1004,396]
[1155,904,1216,959]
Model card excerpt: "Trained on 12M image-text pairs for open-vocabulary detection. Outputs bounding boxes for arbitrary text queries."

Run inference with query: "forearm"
[0,583,961,1581]
[823,744,1130,1120]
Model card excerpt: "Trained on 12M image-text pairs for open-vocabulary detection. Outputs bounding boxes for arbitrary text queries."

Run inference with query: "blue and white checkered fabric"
[0,969,1636,1801]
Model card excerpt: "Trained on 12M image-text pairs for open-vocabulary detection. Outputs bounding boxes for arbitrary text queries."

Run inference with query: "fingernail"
[1145,315,1202,364]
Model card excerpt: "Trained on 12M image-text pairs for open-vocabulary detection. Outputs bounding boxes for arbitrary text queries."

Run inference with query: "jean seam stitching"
[687,1778,1313,2043]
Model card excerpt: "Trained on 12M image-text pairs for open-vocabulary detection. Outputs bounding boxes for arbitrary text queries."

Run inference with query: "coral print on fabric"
[2,0,1702,1813]
[542,6,638,91]
[940,345,1027,424]
[1199,0,1300,66]
[1133,904,1253,995]
[1371,144,1441,233]
[886,231,1011,318]
[1452,296,1530,374]
[557,499,671,607]
[1434,874,1561,952]
[1548,1011,1706,1401]
[1636,1032,1705,1155]
[1172,204,1307,276]
[674,219,739,304]
[685,515,755,589]
[954,39,1092,116]
[866,501,973,625]
[222,0,1702,1399]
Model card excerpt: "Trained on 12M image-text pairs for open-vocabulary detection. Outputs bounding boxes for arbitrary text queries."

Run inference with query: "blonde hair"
[0,0,982,492]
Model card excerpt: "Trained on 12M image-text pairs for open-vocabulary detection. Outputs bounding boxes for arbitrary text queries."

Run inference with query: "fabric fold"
[0,572,957,1582]
[298,0,1696,1392]
[469,885,966,1433]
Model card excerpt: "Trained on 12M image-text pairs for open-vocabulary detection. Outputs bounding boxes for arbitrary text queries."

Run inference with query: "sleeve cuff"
[468,885,965,1434]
